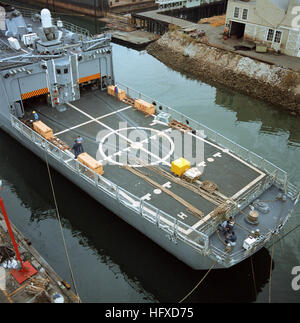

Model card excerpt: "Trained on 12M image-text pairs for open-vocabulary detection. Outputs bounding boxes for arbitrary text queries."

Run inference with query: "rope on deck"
[123,165,205,219]
[145,165,225,206]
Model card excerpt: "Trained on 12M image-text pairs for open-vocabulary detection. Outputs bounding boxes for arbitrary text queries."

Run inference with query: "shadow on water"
[0,129,272,302]
[215,87,300,147]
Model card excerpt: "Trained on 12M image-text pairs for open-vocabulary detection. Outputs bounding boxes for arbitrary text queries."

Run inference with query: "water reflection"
[216,87,300,147]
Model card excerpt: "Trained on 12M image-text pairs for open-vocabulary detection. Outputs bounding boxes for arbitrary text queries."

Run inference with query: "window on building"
[242,8,248,20]
[267,29,274,41]
[234,7,239,18]
[267,29,282,43]
[274,30,282,43]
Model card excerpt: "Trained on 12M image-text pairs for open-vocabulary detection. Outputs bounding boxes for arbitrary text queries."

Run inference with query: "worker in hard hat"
[32,110,39,121]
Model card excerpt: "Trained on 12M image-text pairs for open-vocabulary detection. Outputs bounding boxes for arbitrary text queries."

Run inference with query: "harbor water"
[0,4,299,303]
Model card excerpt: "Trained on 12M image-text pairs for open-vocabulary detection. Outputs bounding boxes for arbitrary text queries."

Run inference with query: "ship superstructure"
[0,5,298,270]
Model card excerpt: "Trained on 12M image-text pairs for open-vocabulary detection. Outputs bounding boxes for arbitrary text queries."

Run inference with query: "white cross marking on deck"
[54,105,132,136]
[162,181,172,189]
[213,152,222,158]
[177,212,188,220]
[66,103,172,167]
[197,161,206,167]
[141,193,151,201]
[187,131,265,176]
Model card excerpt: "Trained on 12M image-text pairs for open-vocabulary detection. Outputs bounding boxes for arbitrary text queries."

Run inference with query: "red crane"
[0,185,37,284]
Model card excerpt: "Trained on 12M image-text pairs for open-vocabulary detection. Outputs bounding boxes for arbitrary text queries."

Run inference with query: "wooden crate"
[107,85,126,101]
[78,152,104,175]
[117,88,126,101]
[107,85,116,96]
[134,99,156,115]
[182,167,202,183]
[33,121,54,140]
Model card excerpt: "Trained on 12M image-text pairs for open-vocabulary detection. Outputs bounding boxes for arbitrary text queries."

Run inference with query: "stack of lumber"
[199,15,225,27]
[26,276,50,295]
[101,13,135,32]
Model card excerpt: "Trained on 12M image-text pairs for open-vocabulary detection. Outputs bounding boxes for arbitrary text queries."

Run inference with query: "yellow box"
[171,158,191,177]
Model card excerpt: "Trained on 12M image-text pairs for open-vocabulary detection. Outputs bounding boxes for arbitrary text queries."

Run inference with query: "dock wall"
[13,0,157,16]
[147,31,300,115]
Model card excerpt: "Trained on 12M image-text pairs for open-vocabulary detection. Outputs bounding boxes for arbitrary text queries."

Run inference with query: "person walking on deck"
[72,141,81,159]
[76,136,84,154]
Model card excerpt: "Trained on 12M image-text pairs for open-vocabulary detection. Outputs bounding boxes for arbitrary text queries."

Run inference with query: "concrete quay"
[0,209,79,303]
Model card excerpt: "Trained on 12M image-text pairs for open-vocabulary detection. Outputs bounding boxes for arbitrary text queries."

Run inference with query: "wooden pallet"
[49,136,70,151]
[168,120,192,133]
[122,97,135,106]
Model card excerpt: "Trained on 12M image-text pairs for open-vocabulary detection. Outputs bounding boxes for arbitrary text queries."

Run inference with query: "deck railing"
[19,7,91,38]
[116,82,298,198]
[210,204,296,267]
[10,105,299,266]
[10,114,209,256]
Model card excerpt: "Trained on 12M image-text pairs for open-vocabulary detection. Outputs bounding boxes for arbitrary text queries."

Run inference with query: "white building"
[225,0,300,57]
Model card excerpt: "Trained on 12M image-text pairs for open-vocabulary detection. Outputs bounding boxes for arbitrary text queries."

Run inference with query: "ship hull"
[0,113,221,270]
